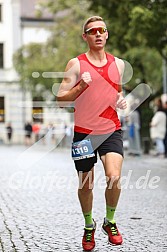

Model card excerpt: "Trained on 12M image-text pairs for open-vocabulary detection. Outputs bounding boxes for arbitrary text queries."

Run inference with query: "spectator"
[32,122,41,142]
[150,98,166,157]
[45,123,54,146]
[62,124,73,147]
[163,101,167,158]
[38,124,47,144]
[6,123,13,144]
[127,106,142,156]
[24,122,33,146]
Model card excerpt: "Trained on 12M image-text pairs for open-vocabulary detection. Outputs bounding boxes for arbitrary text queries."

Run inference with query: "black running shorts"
[72,130,123,173]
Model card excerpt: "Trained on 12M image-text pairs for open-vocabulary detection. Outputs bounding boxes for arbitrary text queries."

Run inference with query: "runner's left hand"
[116,93,127,109]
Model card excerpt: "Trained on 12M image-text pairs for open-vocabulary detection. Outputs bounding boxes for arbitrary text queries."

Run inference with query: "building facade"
[0,0,70,144]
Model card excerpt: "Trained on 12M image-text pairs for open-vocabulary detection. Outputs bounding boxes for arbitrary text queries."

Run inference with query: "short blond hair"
[83,16,105,33]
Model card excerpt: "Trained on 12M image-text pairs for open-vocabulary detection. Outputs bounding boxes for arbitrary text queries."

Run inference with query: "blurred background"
[0,0,167,153]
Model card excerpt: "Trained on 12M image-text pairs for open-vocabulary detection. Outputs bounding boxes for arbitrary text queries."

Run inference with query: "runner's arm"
[115,57,127,110]
[57,58,88,102]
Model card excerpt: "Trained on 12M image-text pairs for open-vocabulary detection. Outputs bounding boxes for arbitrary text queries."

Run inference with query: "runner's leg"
[77,167,94,226]
[101,153,123,221]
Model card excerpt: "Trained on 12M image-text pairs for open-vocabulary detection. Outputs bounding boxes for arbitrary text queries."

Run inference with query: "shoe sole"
[101,227,123,246]
[83,248,95,252]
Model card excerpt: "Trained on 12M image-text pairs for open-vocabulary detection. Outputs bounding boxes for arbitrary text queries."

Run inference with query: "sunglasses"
[85,27,107,35]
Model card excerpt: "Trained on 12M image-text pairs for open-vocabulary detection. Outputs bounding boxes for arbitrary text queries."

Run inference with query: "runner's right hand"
[79,72,92,89]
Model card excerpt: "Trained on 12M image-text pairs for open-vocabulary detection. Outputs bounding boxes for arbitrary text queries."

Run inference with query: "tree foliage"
[13,0,166,97]
[13,0,94,98]
[13,43,55,99]
[89,0,167,92]
[89,0,167,57]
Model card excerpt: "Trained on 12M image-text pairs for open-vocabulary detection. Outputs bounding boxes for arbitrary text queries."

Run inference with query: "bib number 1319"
[72,139,95,160]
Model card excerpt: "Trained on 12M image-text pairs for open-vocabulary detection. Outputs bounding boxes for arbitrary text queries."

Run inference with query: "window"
[0,43,4,68]
[0,97,5,122]
[32,97,43,123]
[0,4,2,22]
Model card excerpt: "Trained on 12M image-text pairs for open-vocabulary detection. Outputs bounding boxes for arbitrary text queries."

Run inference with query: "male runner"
[57,16,127,251]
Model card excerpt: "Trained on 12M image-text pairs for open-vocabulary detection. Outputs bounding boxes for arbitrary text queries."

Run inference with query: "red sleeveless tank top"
[74,53,121,134]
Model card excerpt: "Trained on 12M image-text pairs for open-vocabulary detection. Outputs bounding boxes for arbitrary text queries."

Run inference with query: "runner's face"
[82,21,108,49]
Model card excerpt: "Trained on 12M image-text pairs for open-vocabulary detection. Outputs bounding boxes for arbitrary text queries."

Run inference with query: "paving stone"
[0,145,167,251]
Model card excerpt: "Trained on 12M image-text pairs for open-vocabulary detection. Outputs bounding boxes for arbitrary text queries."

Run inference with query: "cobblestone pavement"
[0,145,167,252]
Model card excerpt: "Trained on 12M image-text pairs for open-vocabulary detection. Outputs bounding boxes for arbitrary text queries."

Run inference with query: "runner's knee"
[106,174,121,189]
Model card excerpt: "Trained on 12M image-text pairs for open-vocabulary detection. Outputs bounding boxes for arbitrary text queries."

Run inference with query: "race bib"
[72,139,95,160]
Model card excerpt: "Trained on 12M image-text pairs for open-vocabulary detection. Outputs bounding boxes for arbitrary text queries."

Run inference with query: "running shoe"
[102,219,123,245]
[82,220,96,251]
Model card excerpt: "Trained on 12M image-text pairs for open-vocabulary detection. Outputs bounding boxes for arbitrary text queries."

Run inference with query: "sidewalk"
[0,145,167,251]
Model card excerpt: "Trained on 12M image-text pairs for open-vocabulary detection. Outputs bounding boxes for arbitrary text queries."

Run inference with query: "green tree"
[13,43,55,97]
[89,0,167,57]
[13,0,94,98]
[89,0,167,138]
[89,0,167,92]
